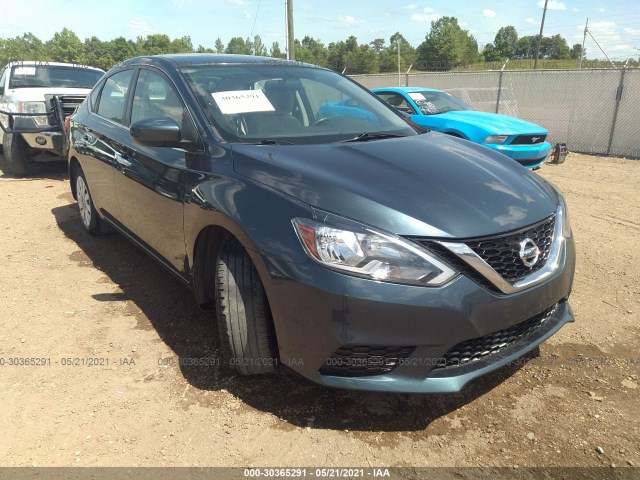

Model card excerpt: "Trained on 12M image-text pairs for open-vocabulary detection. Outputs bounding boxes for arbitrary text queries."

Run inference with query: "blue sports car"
[373,87,552,169]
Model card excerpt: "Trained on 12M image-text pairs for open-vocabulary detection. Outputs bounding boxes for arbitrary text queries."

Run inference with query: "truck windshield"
[181,63,416,144]
[9,65,104,89]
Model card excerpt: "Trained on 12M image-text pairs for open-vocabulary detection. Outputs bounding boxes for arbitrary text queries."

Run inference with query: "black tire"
[3,133,40,177]
[72,166,112,235]
[215,239,277,375]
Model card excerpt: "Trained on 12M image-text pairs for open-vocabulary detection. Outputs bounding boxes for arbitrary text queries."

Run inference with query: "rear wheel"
[73,166,112,235]
[215,239,277,375]
[3,133,39,177]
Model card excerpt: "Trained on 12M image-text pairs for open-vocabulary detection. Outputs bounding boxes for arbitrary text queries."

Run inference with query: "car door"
[74,68,136,220]
[113,67,189,273]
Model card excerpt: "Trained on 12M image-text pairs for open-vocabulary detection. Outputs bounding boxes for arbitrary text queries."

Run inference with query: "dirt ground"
[0,152,638,470]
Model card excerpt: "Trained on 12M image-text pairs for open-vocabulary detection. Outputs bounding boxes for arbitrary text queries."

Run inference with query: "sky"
[1,0,639,61]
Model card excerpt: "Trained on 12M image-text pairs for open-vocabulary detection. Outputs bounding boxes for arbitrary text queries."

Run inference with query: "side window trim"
[94,67,136,127]
[130,66,200,144]
[123,67,140,126]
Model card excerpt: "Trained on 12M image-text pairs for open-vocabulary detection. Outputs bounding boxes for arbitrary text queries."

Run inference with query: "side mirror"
[130,117,181,146]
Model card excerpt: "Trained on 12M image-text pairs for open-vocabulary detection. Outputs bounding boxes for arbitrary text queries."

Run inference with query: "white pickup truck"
[0,61,104,176]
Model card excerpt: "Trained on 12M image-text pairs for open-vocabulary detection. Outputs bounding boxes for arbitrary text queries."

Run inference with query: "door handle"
[115,153,132,167]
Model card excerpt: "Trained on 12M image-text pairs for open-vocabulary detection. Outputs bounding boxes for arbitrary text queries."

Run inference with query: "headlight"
[485,135,508,144]
[292,216,457,287]
[548,182,571,238]
[19,101,48,126]
[558,194,571,238]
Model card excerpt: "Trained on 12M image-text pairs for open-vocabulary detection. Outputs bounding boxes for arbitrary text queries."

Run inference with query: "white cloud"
[226,0,247,5]
[483,9,497,18]
[572,7,580,12]
[411,7,441,22]
[243,10,252,19]
[525,17,537,25]
[337,15,365,24]
[405,3,418,9]
[537,0,566,10]
[597,7,605,13]
[624,27,640,35]
[129,20,156,37]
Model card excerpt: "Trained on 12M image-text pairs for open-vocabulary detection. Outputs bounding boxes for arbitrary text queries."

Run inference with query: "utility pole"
[397,38,401,86]
[578,18,588,68]
[286,0,295,60]
[534,0,548,70]
[586,27,616,68]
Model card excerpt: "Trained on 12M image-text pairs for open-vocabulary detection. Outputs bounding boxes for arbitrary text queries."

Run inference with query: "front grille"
[511,134,547,145]
[418,241,500,293]
[319,345,415,377]
[466,215,555,282]
[56,95,87,117]
[433,303,558,370]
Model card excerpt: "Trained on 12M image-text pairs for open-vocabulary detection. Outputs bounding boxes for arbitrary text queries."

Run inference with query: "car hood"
[431,110,547,135]
[5,87,91,102]
[232,133,557,238]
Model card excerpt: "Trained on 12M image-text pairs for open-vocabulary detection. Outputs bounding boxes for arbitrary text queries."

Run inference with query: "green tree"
[493,26,518,59]
[379,32,416,73]
[571,43,585,61]
[225,37,251,55]
[46,28,84,63]
[270,41,285,58]
[82,36,114,70]
[252,35,268,56]
[482,43,499,61]
[416,17,478,70]
[1,33,48,64]
[515,35,536,59]
[214,38,225,53]
[542,34,571,59]
[296,36,327,66]
[109,37,139,63]
[170,36,194,53]
[370,38,385,53]
[137,34,172,55]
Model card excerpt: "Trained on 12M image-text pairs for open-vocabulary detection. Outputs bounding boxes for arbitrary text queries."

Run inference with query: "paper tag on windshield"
[211,89,275,115]
[408,92,424,101]
[14,66,37,76]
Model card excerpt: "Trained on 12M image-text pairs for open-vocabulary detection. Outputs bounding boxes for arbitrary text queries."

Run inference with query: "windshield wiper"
[340,132,407,143]
[250,139,296,145]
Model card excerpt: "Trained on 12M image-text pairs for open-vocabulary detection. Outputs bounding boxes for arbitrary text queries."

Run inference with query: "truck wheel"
[3,133,39,177]
[215,239,277,375]
[73,166,112,235]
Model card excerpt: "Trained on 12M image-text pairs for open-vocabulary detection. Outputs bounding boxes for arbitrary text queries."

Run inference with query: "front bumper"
[261,233,575,393]
[20,131,64,151]
[486,141,552,169]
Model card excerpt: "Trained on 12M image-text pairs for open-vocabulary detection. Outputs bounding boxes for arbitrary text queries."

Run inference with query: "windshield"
[9,65,104,89]
[407,91,473,115]
[181,64,416,144]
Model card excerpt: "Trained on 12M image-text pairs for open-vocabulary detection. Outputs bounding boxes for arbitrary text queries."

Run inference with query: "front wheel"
[215,239,277,375]
[73,166,112,235]
[3,133,39,177]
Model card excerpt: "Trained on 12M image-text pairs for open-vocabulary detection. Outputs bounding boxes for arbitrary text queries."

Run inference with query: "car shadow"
[52,202,533,432]
[0,152,68,180]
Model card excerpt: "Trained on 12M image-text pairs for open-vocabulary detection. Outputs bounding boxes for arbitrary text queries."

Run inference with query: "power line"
[249,0,262,41]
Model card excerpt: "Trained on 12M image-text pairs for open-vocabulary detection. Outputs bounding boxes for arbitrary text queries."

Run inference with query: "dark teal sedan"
[373,87,552,169]
[67,55,575,393]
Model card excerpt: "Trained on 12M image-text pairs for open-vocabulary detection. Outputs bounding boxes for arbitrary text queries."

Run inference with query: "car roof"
[5,61,104,72]
[372,86,444,94]
[116,54,319,70]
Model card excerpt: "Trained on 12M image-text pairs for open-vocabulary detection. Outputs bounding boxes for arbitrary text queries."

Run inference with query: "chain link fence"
[350,69,640,159]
